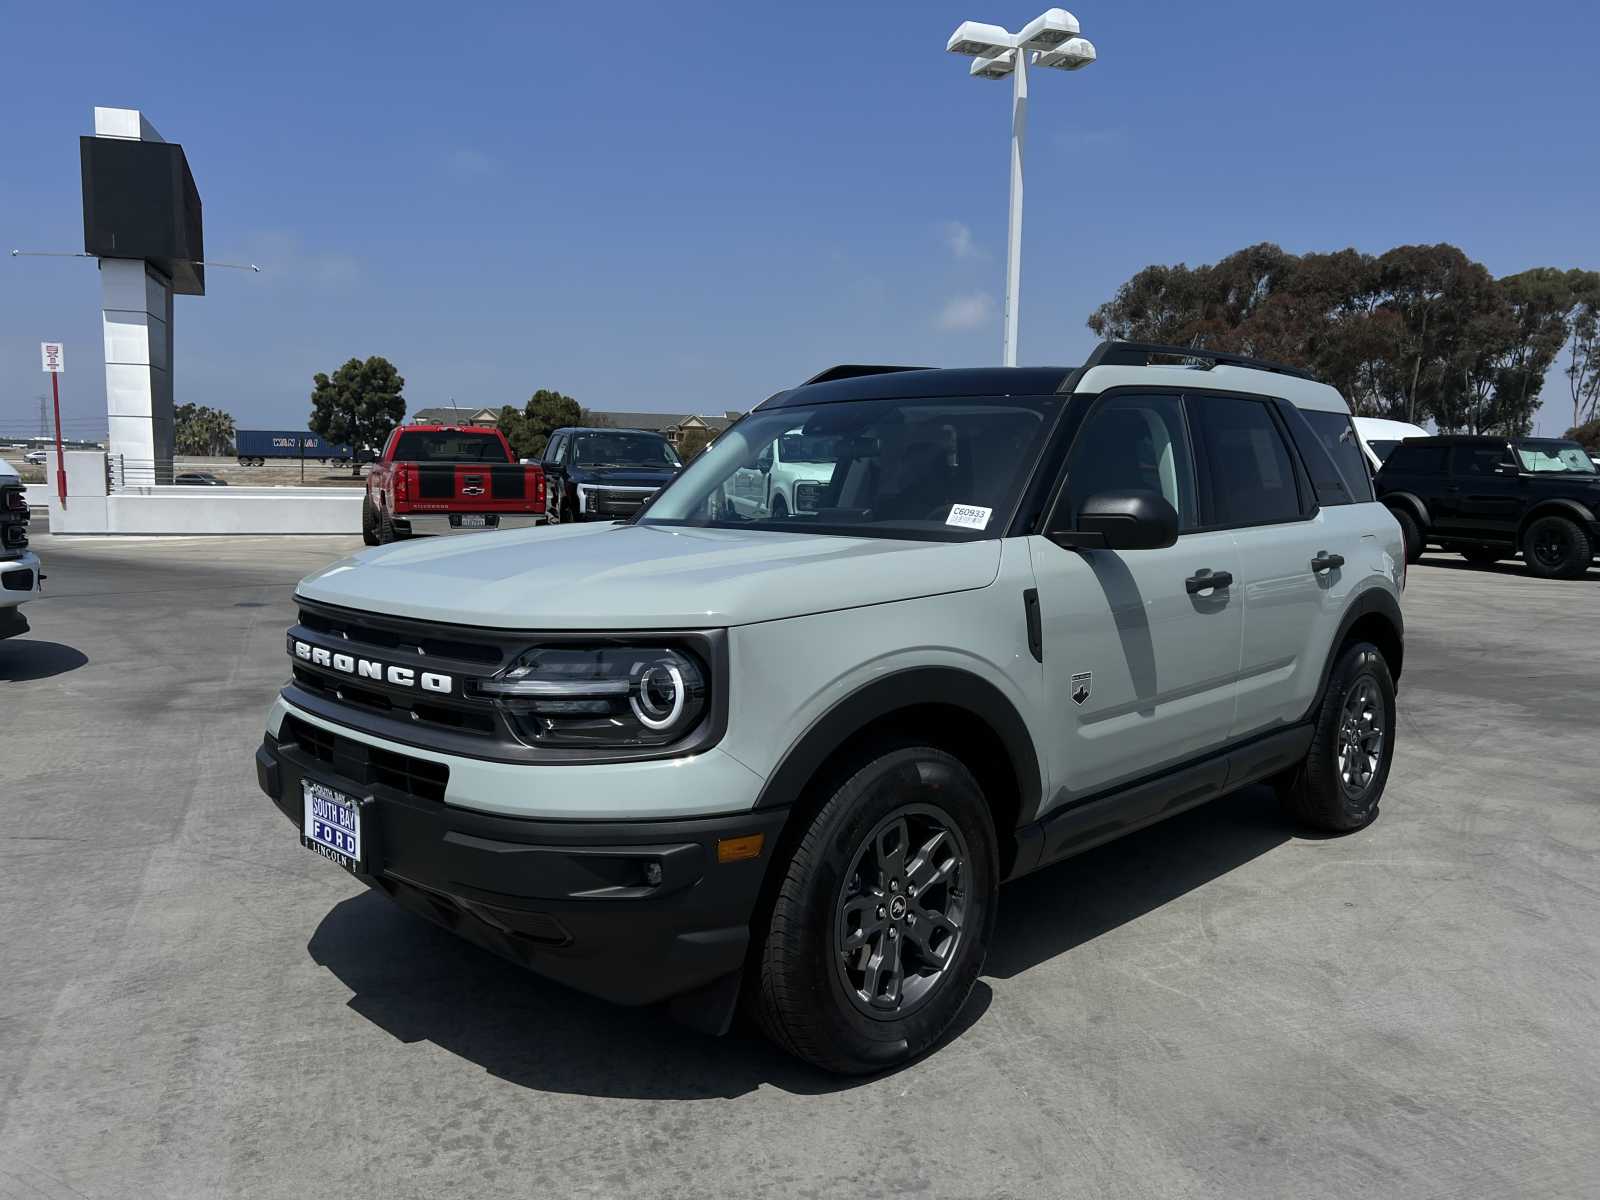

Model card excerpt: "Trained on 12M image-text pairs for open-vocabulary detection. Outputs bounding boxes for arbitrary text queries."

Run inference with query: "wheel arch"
[1382,491,1429,529]
[1306,586,1404,721]
[752,666,1042,879]
[1516,498,1596,540]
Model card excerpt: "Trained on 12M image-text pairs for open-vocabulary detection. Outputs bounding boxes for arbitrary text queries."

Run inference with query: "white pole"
[1002,50,1028,367]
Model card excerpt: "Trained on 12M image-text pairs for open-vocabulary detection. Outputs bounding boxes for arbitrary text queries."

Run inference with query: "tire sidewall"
[1392,508,1423,564]
[1317,643,1396,829]
[783,747,998,1069]
[1522,516,1588,579]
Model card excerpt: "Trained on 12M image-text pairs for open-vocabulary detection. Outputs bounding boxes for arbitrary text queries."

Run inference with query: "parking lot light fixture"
[945,9,1097,366]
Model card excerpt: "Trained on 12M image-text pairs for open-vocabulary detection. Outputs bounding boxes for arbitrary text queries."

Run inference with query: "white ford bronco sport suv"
[257,341,1405,1074]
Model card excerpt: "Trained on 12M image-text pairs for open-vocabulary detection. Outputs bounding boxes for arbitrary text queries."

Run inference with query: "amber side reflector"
[717,833,765,864]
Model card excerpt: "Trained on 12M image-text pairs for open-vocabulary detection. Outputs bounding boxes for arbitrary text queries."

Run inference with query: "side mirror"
[757,456,772,475]
[1049,489,1179,551]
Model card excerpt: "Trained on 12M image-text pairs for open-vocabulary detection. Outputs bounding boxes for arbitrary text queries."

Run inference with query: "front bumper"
[0,550,42,610]
[256,724,787,1013]
[394,512,547,535]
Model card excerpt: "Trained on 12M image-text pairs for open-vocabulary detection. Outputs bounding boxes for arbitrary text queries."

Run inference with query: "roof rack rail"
[802,364,927,385]
[1092,340,1320,382]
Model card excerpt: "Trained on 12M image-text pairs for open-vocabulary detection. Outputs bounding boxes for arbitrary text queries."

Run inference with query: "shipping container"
[235,430,352,465]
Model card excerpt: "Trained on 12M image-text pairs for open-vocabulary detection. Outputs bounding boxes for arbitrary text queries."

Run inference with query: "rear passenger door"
[1029,392,1243,802]
[1191,394,1366,739]
[1443,443,1522,540]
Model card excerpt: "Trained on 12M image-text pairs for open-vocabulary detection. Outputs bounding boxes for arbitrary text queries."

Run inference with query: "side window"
[1297,409,1375,504]
[1384,444,1444,475]
[1190,395,1304,527]
[1450,445,1509,476]
[1062,394,1197,530]
[544,434,566,466]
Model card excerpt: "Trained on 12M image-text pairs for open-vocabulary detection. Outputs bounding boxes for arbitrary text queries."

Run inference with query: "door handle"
[1185,569,1233,594]
[1311,551,1345,573]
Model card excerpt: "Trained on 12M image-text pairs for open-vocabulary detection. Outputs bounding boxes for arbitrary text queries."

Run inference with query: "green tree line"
[174,403,237,455]
[1088,243,1600,437]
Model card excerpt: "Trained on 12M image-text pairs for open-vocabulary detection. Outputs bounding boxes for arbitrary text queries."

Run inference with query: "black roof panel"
[759,366,1074,408]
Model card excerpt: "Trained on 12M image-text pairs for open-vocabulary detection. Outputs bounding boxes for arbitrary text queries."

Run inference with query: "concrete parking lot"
[1,533,1596,1199]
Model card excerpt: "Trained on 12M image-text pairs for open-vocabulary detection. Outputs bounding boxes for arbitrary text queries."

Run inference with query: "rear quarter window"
[1382,443,1445,475]
[1298,410,1375,503]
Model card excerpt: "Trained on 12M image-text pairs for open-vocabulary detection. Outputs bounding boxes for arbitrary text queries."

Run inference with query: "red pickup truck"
[362,424,546,545]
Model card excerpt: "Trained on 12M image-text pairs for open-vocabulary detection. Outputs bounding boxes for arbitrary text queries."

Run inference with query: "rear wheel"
[1390,508,1424,564]
[1460,545,1501,566]
[1522,515,1591,580]
[753,744,998,1075]
[376,508,400,545]
[1278,641,1396,833]
[361,498,379,546]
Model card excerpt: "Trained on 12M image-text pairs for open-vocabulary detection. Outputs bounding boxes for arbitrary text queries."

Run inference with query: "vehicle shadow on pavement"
[0,639,88,682]
[985,785,1291,979]
[307,891,993,1099]
[1414,554,1597,581]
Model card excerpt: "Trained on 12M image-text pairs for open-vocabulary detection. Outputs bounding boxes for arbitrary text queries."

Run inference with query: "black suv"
[540,426,682,523]
[1376,435,1599,578]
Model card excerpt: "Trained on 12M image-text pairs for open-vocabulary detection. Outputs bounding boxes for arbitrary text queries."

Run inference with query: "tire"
[753,744,998,1075]
[376,507,399,545]
[1460,545,1501,566]
[1521,515,1592,580]
[361,498,380,546]
[771,495,789,519]
[1278,641,1396,833]
[1390,507,1424,564]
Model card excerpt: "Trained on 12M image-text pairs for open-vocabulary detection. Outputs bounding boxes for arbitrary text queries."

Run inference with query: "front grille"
[1,569,34,592]
[587,488,654,518]
[297,605,502,665]
[292,665,496,734]
[281,714,449,803]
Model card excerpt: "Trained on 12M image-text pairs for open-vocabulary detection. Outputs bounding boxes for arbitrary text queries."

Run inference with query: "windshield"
[392,431,510,462]
[571,431,681,468]
[1516,440,1597,474]
[640,395,1060,539]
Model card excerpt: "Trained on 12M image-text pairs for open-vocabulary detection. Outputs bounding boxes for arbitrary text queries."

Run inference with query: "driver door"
[1027,392,1243,805]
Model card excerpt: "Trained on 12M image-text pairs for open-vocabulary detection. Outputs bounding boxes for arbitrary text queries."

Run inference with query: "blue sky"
[2,0,1596,440]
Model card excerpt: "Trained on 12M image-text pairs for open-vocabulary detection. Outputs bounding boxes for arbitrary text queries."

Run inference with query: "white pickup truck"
[0,457,41,639]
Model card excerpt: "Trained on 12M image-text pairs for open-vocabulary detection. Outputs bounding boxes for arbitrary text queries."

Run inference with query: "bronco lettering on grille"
[291,638,453,694]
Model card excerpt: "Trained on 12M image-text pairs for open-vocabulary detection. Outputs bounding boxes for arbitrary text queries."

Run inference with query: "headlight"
[471,645,708,748]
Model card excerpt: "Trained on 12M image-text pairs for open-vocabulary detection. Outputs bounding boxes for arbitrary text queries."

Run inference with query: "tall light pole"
[947,10,1096,366]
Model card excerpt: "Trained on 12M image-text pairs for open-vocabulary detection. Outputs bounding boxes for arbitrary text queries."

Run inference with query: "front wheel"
[1522,515,1592,580]
[753,745,998,1075]
[1278,641,1396,833]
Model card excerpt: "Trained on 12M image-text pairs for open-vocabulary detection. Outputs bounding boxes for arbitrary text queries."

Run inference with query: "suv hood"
[297,523,1002,629]
[568,465,679,487]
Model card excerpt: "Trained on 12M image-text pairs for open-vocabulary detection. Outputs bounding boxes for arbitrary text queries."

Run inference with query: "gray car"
[257,341,1405,1073]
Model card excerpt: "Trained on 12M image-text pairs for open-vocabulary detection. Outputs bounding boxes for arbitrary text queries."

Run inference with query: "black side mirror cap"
[1048,489,1180,551]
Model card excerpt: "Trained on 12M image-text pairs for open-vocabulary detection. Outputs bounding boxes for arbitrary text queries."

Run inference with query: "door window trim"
[1182,388,1320,533]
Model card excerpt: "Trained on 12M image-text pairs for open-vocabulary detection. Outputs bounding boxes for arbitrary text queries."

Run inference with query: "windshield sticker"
[946,504,992,531]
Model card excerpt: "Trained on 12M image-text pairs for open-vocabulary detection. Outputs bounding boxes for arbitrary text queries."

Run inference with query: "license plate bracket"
[301,780,367,875]
[454,513,493,529]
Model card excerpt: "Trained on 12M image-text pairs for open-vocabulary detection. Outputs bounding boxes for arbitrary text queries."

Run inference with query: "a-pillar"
[94,107,176,484]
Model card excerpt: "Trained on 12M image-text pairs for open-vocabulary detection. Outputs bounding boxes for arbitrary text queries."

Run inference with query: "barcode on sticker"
[946,504,992,530]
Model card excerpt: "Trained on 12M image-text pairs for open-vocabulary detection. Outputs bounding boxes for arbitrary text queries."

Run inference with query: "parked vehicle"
[175,472,228,486]
[540,427,681,523]
[257,341,1405,1074]
[363,424,546,544]
[726,425,837,519]
[0,459,41,640]
[235,430,353,467]
[1376,434,1599,577]
[1353,417,1429,473]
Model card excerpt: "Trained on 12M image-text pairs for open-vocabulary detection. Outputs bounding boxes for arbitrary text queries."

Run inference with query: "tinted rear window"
[392,431,510,462]
[1300,410,1374,503]
[1383,443,1445,475]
